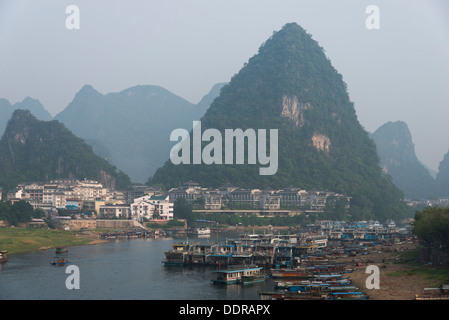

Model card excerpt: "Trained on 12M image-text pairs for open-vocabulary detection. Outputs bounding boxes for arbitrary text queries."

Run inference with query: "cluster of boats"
[50,246,71,266]
[206,260,368,300]
[261,263,367,300]
[162,231,372,300]
[162,232,330,268]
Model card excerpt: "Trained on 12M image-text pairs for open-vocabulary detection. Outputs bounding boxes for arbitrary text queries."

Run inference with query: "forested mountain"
[150,22,407,221]
[371,121,435,200]
[0,110,131,191]
[55,83,225,182]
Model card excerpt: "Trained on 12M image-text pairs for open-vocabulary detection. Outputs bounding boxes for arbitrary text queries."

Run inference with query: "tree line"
[0,200,44,226]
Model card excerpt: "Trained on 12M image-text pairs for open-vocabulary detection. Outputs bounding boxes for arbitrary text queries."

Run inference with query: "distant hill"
[0,110,131,191]
[435,149,449,198]
[150,22,407,221]
[55,83,225,182]
[371,121,435,200]
[0,97,53,135]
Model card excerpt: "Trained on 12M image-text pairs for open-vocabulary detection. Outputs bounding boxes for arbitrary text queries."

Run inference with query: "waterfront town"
[2,178,449,300]
[1,179,354,230]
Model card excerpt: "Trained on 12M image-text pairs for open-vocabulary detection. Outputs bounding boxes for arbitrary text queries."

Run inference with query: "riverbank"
[2,226,447,301]
[0,227,106,255]
[334,242,449,300]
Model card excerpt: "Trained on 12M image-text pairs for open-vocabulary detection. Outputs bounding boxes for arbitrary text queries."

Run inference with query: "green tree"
[413,207,449,251]
[173,197,194,224]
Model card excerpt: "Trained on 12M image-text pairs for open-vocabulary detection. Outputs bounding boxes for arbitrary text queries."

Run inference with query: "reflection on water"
[0,234,272,300]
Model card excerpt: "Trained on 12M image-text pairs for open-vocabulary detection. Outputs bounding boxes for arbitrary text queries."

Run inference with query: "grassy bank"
[0,227,95,255]
[387,247,449,286]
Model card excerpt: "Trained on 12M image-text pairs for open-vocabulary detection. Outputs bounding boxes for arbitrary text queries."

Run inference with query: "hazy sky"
[0,0,448,172]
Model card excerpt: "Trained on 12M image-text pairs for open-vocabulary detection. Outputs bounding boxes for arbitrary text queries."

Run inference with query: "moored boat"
[55,246,68,254]
[50,258,71,266]
[241,272,267,284]
[212,265,265,285]
[259,291,325,300]
[325,291,368,300]
[0,250,8,263]
[162,242,190,265]
[270,268,312,279]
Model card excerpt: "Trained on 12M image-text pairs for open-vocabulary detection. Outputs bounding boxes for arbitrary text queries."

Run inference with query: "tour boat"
[212,265,265,285]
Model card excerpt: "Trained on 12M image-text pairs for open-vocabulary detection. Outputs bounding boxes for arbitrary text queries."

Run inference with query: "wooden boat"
[163,242,190,265]
[275,278,352,291]
[286,283,330,294]
[270,268,312,279]
[325,291,368,300]
[313,274,349,281]
[55,246,68,254]
[275,280,323,290]
[241,272,267,284]
[0,250,8,263]
[259,291,325,300]
[212,265,264,285]
[50,258,71,266]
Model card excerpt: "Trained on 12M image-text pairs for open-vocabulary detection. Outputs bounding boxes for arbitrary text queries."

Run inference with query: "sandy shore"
[333,242,437,300]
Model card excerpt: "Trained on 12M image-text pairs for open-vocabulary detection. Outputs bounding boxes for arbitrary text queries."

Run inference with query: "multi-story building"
[228,189,261,208]
[71,179,106,200]
[203,191,223,210]
[277,188,308,208]
[8,179,114,211]
[130,194,174,222]
[99,204,131,219]
[167,182,350,214]
[258,191,281,210]
[22,183,44,203]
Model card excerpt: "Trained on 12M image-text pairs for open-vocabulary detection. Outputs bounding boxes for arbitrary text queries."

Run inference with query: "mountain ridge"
[371,121,435,200]
[55,83,226,182]
[0,109,131,191]
[0,97,53,135]
[435,149,449,198]
[150,22,407,221]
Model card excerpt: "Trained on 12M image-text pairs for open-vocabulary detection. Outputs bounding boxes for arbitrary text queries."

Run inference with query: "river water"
[0,233,275,300]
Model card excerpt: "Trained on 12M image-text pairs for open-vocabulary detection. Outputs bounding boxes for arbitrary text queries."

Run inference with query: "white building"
[99,204,131,219]
[130,194,174,222]
[130,199,155,222]
[10,179,112,209]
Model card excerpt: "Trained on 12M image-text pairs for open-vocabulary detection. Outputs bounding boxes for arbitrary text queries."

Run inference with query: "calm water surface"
[0,234,274,300]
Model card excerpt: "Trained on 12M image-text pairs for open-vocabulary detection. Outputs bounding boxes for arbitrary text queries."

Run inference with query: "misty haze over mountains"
[1,83,225,183]
[0,82,446,200]
[0,19,448,204]
[0,80,448,201]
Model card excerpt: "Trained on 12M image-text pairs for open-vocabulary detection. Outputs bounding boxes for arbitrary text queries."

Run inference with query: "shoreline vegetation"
[0,227,106,255]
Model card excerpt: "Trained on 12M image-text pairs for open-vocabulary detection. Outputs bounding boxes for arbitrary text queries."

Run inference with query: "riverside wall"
[53,219,138,230]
